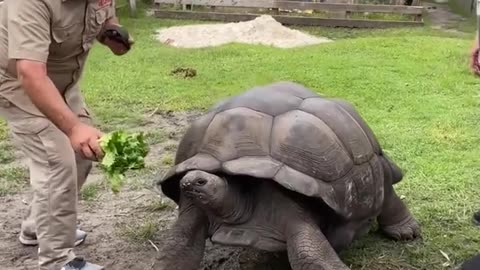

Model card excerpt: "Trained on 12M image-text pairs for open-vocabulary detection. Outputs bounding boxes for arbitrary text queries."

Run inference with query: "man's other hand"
[68,122,104,161]
[100,24,134,56]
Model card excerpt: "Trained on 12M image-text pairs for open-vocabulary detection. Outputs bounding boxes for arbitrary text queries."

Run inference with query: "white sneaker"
[61,257,104,270]
[19,228,87,247]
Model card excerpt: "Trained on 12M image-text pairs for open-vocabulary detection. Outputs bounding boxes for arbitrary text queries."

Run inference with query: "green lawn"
[1,4,480,269]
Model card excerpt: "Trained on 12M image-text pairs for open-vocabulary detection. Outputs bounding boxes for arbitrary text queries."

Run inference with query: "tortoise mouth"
[179,171,227,205]
[180,181,212,203]
[182,187,206,200]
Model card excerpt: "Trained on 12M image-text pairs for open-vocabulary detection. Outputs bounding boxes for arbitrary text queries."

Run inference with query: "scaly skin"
[154,196,208,270]
[377,182,421,241]
[286,217,350,270]
[325,218,373,253]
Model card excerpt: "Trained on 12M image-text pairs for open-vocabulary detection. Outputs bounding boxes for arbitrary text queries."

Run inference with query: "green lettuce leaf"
[98,130,149,193]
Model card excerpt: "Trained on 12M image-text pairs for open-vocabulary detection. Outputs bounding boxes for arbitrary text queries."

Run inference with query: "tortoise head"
[180,170,228,208]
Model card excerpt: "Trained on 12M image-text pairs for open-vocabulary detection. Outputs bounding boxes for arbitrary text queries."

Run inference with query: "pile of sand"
[155,15,332,49]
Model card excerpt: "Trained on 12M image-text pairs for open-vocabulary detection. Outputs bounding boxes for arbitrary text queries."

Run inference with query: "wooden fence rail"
[153,0,425,28]
[156,0,423,15]
[275,1,423,15]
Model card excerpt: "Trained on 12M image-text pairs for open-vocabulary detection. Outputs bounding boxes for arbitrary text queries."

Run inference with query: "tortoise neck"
[211,178,254,224]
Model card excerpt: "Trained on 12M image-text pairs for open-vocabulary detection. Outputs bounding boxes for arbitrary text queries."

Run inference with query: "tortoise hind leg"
[377,183,421,241]
[155,196,208,270]
[285,218,350,270]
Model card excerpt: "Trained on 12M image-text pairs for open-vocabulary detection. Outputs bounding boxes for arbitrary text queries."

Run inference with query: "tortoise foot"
[472,210,480,226]
[461,253,480,270]
[381,215,421,241]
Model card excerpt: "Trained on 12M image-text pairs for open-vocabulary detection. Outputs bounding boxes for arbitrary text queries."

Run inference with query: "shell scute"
[198,107,273,162]
[299,98,374,165]
[271,109,353,182]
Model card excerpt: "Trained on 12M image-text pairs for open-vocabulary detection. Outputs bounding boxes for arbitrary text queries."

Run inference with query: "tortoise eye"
[196,179,207,186]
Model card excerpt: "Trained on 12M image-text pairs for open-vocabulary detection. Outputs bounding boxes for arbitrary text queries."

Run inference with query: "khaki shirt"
[0,0,116,117]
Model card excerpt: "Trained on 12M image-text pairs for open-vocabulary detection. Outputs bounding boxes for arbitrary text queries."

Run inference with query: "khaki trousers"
[0,97,92,270]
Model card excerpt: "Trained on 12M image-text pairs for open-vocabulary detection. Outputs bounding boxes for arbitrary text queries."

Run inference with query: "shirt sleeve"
[96,0,120,43]
[7,0,51,63]
[109,0,117,19]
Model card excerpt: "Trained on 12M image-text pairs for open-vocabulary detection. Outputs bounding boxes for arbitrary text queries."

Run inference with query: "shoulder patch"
[98,0,112,8]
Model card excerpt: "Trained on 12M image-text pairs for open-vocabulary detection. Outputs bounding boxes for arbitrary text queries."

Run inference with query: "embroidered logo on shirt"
[99,0,112,7]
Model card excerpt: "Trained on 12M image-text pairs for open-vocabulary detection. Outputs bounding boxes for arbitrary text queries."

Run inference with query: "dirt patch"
[0,110,291,270]
[171,67,198,78]
[0,111,197,270]
[0,188,177,270]
[155,15,332,49]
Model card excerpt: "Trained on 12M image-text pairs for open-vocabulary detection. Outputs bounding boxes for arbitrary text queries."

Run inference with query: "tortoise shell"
[158,81,390,219]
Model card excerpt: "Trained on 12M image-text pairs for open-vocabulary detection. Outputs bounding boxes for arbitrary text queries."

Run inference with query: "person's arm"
[7,0,81,135]
[16,61,81,135]
[471,32,478,51]
[97,0,121,43]
[471,33,480,75]
[97,16,121,42]
[105,16,120,26]
[97,1,134,55]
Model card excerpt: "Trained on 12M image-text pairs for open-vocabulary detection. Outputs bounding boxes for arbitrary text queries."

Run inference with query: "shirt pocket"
[9,117,51,135]
[49,23,83,60]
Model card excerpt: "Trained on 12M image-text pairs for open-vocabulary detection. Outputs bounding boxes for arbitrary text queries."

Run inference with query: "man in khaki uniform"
[0,0,133,269]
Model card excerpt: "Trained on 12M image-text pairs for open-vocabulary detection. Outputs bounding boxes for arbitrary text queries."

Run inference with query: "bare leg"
[377,184,421,240]
[155,196,208,270]
[285,219,350,270]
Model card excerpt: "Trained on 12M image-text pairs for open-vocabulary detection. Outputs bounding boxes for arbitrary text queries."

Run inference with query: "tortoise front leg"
[285,218,351,270]
[155,196,208,270]
[377,184,421,241]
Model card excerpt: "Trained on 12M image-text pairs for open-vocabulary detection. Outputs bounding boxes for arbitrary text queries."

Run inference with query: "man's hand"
[103,35,131,56]
[98,23,134,56]
[68,122,104,161]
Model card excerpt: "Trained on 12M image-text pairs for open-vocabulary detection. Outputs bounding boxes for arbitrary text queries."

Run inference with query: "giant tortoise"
[155,81,421,270]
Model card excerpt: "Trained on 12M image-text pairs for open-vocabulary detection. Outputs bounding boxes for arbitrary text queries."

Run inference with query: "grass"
[142,199,174,212]
[117,217,159,243]
[80,182,104,201]
[1,2,480,269]
[0,166,29,196]
[0,143,15,164]
[144,130,169,145]
[161,155,174,166]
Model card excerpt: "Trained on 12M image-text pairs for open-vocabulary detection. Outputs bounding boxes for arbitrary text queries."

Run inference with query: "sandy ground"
[155,15,333,49]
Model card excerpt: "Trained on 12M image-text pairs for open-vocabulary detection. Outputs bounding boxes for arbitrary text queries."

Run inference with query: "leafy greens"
[98,130,149,193]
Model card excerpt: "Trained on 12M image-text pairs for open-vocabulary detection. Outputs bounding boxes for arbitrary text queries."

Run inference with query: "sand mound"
[155,15,332,49]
